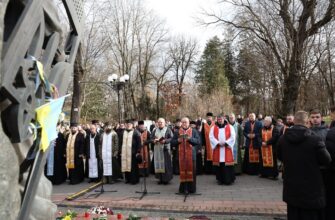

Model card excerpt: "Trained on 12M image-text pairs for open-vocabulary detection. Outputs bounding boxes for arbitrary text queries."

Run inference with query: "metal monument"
[0,0,84,219]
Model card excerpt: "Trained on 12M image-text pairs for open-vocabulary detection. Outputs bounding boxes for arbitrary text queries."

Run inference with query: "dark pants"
[215,163,235,185]
[287,205,325,220]
[323,169,335,220]
[242,148,260,175]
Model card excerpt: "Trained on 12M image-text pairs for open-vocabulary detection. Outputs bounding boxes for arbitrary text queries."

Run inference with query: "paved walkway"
[52,174,286,218]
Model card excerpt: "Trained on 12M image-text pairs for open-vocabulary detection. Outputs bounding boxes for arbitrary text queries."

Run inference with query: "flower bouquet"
[88,205,114,216]
[85,206,116,219]
[56,210,78,220]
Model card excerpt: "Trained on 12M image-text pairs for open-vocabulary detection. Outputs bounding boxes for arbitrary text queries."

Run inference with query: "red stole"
[249,122,260,163]
[261,126,274,167]
[138,131,149,169]
[204,122,214,161]
[178,128,194,182]
[213,125,234,166]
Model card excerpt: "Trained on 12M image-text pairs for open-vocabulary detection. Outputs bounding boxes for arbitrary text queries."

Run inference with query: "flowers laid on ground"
[54,208,191,219]
[56,210,78,220]
[88,206,114,216]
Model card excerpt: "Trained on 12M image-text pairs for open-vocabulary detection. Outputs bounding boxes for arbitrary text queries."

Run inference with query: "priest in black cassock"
[120,120,142,184]
[196,119,204,175]
[201,112,215,174]
[85,124,102,183]
[45,124,67,185]
[66,123,85,184]
[171,119,181,175]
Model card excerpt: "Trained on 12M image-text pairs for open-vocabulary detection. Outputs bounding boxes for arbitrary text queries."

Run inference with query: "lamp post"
[107,74,129,123]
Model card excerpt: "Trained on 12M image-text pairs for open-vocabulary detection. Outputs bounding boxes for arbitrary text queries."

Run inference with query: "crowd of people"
[45,107,335,220]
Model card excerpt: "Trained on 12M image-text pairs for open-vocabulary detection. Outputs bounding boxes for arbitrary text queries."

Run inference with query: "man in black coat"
[325,123,335,220]
[277,111,331,220]
[329,106,335,129]
[310,109,328,141]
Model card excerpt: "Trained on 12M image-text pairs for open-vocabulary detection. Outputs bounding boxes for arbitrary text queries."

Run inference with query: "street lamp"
[107,74,129,123]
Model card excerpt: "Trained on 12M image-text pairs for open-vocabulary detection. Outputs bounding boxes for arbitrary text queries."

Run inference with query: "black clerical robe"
[66,132,85,184]
[45,132,67,185]
[120,129,142,184]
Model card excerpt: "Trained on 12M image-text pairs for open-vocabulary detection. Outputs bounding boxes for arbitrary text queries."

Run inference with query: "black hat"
[138,120,145,125]
[125,119,134,124]
[206,112,213,117]
[91,119,99,124]
[190,120,197,125]
[70,122,78,127]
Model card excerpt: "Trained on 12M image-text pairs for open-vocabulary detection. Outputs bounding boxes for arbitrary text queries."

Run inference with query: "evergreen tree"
[223,40,237,95]
[195,36,229,95]
[235,46,262,113]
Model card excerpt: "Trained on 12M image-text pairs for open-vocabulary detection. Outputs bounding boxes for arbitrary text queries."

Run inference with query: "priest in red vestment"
[172,117,201,194]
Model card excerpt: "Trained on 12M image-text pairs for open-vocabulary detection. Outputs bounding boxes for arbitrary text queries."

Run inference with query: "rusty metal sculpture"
[0,0,84,219]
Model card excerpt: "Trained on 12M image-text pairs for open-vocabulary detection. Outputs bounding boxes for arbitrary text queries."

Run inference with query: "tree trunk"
[178,86,183,106]
[70,46,84,124]
[280,36,304,117]
[156,84,160,119]
[281,72,301,117]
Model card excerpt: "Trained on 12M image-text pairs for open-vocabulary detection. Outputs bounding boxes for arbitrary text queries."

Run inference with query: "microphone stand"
[136,139,160,200]
[88,178,117,198]
[87,164,117,198]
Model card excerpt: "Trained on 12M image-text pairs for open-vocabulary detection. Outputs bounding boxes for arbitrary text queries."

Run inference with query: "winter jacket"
[277,125,331,209]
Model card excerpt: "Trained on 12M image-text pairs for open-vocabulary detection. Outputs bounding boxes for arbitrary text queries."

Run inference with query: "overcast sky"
[145,0,226,50]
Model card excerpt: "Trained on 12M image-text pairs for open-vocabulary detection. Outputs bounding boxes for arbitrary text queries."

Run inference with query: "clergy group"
[44,108,335,220]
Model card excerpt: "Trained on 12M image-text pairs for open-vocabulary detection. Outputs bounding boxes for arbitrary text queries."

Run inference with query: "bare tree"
[315,23,335,106]
[79,1,111,121]
[150,54,174,118]
[169,36,198,106]
[203,0,335,116]
[101,0,168,119]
